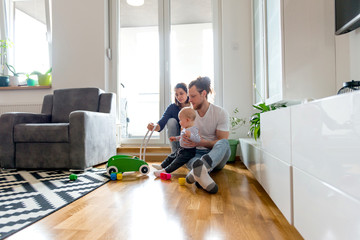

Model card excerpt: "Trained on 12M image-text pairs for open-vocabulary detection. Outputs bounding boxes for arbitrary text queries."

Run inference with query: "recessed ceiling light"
[127,0,144,7]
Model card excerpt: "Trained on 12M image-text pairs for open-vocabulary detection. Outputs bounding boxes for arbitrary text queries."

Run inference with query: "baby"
[153,107,200,177]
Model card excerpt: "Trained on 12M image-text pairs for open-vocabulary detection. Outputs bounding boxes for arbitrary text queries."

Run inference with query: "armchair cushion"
[14,123,69,143]
[52,88,102,123]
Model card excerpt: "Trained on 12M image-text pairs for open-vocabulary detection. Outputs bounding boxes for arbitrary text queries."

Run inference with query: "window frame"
[0,0,52,74]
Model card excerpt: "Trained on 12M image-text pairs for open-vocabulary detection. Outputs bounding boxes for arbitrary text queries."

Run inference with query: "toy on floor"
[106,125,157,177]
[178,177,186,185]
[160,172,171,180]
[110,172,117,180]
[69,174,77,181]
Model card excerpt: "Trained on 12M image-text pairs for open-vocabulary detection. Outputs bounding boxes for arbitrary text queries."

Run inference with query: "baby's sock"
[192,159,218,194]
[154,169,165,177]
[152,164,163,170]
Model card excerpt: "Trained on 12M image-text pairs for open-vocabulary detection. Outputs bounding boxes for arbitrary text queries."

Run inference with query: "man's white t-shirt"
[194,103,229,149]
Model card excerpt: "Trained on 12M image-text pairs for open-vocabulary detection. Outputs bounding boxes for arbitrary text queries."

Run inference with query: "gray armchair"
[0,88,117,170]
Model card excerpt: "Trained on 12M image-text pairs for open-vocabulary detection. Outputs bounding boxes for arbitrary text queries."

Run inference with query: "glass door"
[119,0,216,145]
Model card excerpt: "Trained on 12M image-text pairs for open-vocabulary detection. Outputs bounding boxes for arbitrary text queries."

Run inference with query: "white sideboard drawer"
[261,150,292,224]
[239,138,263,184]
[291,91,360,200]
[261,107,291,164]
[293,167,360,240]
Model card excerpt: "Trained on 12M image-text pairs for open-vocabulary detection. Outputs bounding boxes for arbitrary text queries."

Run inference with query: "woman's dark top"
[157,103,181,131]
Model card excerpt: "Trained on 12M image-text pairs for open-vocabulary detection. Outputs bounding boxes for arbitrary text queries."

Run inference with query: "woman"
[147,83,190,153]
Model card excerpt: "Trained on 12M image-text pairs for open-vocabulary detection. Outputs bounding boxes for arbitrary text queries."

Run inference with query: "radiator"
[0,103,42,115]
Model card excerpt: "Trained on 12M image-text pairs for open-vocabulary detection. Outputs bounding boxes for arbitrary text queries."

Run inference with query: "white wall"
[0,0,108,105]
[222,0,253,138]
[349,28,360,80]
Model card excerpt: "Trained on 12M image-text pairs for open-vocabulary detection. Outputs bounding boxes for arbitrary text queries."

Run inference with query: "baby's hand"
[185,130,191,138]
[169,136,177,142]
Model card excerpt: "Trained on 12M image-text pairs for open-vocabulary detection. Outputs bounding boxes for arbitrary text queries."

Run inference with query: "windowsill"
[0,85,51,90]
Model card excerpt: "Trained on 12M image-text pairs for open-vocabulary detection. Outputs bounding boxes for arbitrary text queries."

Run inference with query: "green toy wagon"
[106,125,157,176]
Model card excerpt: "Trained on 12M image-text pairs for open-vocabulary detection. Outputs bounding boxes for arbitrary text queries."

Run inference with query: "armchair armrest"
[0,113,51,169]
[69,110,116,169]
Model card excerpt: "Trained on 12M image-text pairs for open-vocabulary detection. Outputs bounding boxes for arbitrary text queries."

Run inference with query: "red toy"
[160,172,171,180]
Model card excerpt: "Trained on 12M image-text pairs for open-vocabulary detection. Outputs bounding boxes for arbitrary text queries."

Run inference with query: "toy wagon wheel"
[107,166,118,176]
[139,165,150,175]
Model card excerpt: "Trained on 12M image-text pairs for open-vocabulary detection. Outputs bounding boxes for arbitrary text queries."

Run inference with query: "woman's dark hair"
[188,76,212,99]
[174,82,190,107]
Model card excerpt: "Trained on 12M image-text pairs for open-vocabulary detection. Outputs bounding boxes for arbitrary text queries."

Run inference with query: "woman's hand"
[169,136,177,142]
[147,123,159,131]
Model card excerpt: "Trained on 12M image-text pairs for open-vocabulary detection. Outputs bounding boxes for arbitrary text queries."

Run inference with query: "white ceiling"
[120,0,212,27]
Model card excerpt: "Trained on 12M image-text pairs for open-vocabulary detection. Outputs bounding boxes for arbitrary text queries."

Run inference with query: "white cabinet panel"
[291,91,360,200]
[239,138,292,224]
[293,167,360,240]
[239,138,263,184]
[261,150,292,224]
[261,107,291,164]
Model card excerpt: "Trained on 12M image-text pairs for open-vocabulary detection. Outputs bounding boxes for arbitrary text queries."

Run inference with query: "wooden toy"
[160,172,171,180]
[178,177,186,185]
[117,173,123,180]
[110,172,117,181]
[69,174,77,181]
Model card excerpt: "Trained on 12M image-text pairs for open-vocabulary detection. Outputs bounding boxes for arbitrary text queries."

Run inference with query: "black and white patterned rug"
[0,168,109,239]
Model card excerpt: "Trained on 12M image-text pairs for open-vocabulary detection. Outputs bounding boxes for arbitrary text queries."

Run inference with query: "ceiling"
[120,0,212,27]
[14,0,213,28]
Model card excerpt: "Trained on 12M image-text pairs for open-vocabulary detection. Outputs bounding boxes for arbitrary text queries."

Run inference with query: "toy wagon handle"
[140,124,157,161]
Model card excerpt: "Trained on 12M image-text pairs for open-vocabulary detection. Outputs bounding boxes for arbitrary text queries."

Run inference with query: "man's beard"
[192,101,203,110]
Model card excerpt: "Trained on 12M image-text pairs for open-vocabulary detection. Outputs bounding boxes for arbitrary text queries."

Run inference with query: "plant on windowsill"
[25,72,38,86]
[31,67,52,86]
[248,102,287,141]
[228,107,247,163]
[6,63,25,87]
[0,39,13,87]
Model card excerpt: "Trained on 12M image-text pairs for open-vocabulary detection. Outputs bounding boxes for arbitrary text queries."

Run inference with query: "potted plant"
[0,39,13,87]
[6,63,24,87]
[249,102,287,141]
[32,68,52,86]
[228,108,247,162]
[25,72,38,86]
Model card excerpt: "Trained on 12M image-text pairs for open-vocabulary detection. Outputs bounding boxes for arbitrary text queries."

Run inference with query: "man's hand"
[182,134,198,148]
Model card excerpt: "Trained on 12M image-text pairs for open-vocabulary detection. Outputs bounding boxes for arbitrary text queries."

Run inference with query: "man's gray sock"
[192,159,218,194]
[186,170,196,184]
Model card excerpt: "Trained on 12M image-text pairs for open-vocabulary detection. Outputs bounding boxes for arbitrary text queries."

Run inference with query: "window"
[119,0,218,145]
[0,0,51,80]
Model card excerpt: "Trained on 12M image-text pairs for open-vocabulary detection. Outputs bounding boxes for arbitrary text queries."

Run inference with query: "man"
[183,76,231,194]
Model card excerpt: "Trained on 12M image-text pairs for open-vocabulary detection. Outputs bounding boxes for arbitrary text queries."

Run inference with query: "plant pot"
[0,76,9,87]
[38,74,52,86]
[27,78,38,86]
[227,139,239,163]
[9,76,20,87]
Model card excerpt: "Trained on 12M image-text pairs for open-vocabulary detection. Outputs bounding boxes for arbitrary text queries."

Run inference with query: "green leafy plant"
[0,39,13,75]
[229,108,246,134]
[6,63,24,77]
[249,102,286,141]
[31,67,52,77]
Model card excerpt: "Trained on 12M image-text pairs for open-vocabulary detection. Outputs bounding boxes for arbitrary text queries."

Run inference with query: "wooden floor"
[7,161,303,240]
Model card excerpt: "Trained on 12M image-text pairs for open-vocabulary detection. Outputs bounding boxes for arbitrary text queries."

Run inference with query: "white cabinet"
[252,0,336,104]
[241,91,360,239]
